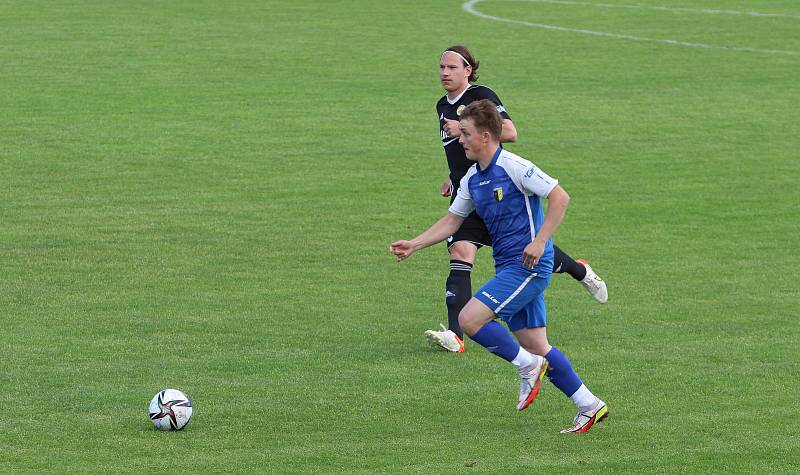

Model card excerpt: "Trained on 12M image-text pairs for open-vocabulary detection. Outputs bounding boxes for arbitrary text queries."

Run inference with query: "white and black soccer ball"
[149,389,193,430]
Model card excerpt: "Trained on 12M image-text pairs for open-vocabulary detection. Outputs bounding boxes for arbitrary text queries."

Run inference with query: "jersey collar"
[446,85,470,105]
[478,146,503,173]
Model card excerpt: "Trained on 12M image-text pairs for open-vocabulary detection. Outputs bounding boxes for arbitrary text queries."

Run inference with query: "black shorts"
[447,211,492,249]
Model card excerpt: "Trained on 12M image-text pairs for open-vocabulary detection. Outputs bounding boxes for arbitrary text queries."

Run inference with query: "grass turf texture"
[1,0,799,472]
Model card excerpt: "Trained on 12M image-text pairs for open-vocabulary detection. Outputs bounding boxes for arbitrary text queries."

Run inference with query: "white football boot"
[561,400,609,433]
[424,324,464,352]
[576,259,608,304]
[517,355,549,412]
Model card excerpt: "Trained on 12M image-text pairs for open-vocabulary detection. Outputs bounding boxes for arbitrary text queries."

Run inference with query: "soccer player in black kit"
[424,45,608,353]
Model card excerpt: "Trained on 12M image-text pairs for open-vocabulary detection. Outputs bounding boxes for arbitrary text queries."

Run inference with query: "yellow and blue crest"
[493,187,503,201]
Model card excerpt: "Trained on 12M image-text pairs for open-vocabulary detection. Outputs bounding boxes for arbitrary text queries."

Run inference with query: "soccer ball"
[149,389,193,430]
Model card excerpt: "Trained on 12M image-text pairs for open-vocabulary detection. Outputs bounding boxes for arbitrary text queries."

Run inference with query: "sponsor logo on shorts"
[481,291,500,304]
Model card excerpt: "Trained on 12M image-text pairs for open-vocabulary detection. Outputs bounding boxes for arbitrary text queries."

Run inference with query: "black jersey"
[436,84,511,188]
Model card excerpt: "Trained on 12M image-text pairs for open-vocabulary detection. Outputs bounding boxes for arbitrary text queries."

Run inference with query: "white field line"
[494,0,800,20]
[463,0,800,55]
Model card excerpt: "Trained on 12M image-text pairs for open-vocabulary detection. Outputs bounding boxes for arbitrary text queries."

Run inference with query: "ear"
[464,64,472,77]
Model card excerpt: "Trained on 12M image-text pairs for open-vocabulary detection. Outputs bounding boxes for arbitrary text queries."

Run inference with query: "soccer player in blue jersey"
[425,45,607,353]
[391,99,608,433]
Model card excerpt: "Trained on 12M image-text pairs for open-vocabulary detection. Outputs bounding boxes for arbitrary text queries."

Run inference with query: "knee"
[458,310,480,336]
[517,330,551,356]
[449,242,476,262]
[525,342,551,357]
[457,311,469,332]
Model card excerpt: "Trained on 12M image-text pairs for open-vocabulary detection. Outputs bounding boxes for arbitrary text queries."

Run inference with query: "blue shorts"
[475,266,551,332]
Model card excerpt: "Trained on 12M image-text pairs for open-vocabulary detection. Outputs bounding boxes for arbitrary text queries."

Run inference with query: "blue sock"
[544,346,583,397]
[470,320,521,362]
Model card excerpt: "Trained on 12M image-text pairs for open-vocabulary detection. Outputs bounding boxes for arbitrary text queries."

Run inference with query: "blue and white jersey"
[448,147,558,274]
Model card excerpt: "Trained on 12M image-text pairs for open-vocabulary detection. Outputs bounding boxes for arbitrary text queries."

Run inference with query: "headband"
[441,50,471,67]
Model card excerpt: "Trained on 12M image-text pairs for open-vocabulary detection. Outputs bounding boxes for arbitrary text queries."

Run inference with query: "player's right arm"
[440,177,453,197]
[391,174,474,261]
[441,117,515,142]
[390,212,465,261]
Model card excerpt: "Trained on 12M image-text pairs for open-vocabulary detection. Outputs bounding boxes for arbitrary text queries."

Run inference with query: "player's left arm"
[500,118,517,143]
[510,160,566,269]
[477,86,516,142]
[523,185,569,269]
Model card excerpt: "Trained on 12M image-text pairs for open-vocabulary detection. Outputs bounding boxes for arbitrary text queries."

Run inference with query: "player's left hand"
[389,240,415,261]
[522,241,545,269]
[442,118,461,138]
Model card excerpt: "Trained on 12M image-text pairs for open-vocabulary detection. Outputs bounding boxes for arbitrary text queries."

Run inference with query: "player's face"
[439,52,471,94]
[458,118,486,161]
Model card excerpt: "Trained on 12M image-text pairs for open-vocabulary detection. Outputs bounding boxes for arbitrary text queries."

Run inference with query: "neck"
[477,144,500,170]
[447,83,469,100]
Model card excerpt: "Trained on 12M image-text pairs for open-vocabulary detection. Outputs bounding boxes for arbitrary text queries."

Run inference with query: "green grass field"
[2,0,799,472]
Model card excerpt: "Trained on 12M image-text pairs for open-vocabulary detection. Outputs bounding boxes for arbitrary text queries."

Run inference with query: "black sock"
[446,260,473,339]
[552,245,587,281]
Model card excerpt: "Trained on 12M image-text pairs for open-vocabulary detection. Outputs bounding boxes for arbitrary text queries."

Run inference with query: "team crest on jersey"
[493,187,503,201]
[456,105,466,116]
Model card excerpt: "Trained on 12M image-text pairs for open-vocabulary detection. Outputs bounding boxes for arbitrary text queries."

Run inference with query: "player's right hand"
[442,118,461,138]
[389,241,415,261]
[440,178,453,197]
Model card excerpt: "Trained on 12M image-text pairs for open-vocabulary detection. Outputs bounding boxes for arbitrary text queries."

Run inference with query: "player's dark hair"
[444,45,479,82]
[461,99,502,140]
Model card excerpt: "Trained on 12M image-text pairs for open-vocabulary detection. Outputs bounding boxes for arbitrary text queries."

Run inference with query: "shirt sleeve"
[520,164,558,197]
[448,174,475,217]
[474,86,511,120]
[502,154,559,198]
